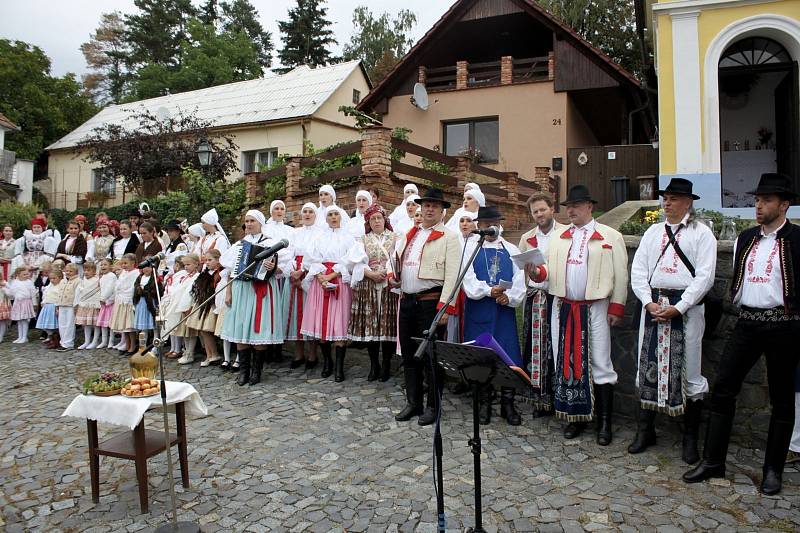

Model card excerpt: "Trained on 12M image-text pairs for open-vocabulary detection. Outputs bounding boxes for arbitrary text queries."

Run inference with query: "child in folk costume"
[75,261,102,349]
[15,217,58,271]
[169,254,200,365]
[95,259,116,349]
[108,221,140,260]
[264,199,292,364]
[4,266,38,343]
[134,222,163,266]
[110,254,140,354]
[92,219,115,261]
[300,206,355,382]
[161,256,188,358]
[287,202,319,370]
[54,220,88,271]
[346,204,399,381]
[206,250,235,370]
[221,210,291,386]
[55,263,81,351]
[186,253,222,367]
[133,262,162,345]
[462,206,527,426]
[35,268,62,347]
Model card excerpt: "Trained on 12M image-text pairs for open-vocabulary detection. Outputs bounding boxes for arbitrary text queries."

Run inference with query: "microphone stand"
[150,248,276,533]
[412,232,487,533]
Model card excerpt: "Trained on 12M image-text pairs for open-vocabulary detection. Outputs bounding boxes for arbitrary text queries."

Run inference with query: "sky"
[0,0,451,78]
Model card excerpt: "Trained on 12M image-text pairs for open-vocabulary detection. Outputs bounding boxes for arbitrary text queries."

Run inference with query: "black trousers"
[398,296,445,409]
[709,319,800,462]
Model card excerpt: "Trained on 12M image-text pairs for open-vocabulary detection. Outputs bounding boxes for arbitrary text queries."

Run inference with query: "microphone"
[471,226,500,238]
[253,239,289,260]
[138,252,165,269]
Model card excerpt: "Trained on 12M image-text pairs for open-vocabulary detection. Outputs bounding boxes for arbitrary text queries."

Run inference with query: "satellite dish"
[411,83,429,111]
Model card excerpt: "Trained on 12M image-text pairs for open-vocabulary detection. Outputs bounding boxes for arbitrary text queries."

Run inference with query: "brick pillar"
[245,173,260,205]
[418,66,427,85]
[452,156,472,192]
[548,51,555,81]
[501,56,513,85]
[284,157,303,200]
[505,171,519,202]
[456,61,469,90]
[360,127,392,180]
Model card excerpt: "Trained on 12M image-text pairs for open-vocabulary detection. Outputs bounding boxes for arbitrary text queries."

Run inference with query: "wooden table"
[86,402,189,514]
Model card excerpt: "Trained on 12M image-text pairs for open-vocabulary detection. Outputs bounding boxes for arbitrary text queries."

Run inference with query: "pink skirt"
[11,299,36,321]
[96,303,114,328]
[75,306,99,326]
[299,279,352,342]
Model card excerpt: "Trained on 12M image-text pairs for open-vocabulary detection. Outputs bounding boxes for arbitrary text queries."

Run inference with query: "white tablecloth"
[62,381,208,430]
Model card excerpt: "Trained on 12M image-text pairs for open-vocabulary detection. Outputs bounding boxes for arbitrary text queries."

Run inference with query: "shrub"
[0,201,41,236]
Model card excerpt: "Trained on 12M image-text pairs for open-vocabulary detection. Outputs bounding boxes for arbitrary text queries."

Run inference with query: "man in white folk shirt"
[629,178,716,464]
[528,185,628,445]
[684,173,800,495]
[518,192,567,416]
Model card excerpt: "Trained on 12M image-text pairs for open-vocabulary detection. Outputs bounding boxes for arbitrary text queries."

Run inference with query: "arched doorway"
[719,37,798,207]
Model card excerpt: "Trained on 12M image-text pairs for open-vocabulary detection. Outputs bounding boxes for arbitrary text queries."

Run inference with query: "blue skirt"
[36,303,58,330]
[222,278,284,345]
[134,298,155,331]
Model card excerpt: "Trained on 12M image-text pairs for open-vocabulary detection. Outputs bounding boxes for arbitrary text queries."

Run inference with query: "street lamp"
[651,127,660,151]
[195,138,213,170]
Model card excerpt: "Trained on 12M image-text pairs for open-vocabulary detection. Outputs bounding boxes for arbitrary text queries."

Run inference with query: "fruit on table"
[121,378,160,397]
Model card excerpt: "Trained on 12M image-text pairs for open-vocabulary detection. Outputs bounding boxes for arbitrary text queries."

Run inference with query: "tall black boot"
[418,361,440,426]
[500,387,522,426]
[248,350,264,385]
[761,417,794,495]
[628,406,657,454]
[367,343,380,381]
[682,399,703,464]
[320,343,333,378]
[379,342,393,382]
[395,359,423,421]
[683,411,733,483]
[236,348,252,386]
[596,384,614,446]
[273,343,284,363]
[479,386,493,425]
[334,346,346,383]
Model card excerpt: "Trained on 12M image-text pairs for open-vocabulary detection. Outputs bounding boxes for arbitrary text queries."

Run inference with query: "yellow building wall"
[314,67,372,126]
[656,0,800,174]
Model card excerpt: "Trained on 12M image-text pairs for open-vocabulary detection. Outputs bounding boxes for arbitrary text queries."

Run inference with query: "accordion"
[233,240,276,281]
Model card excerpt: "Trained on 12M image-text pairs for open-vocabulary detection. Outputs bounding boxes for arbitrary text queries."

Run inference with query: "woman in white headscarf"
[264,200,293,241]
[314,184,350,230]
[286,202,319,370]
[220,209,292,387]
[347,190,373,238]
[388,183,419,229]
[198,208,230,257]
[447,210,480,343]
[392,194,420,235]
[445,188,485,232]
[186,223,205,254]
[300,205,354,382]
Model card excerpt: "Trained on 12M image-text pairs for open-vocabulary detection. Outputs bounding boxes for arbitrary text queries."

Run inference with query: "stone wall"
[612,237,771,444]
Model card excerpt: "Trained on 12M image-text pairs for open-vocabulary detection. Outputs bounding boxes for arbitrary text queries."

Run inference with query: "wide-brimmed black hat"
[560,185,598,206]
[657,177,700,200]
[475,206,504,221]
[748,173,798,199]
[415,187,451,208]
[164,220,184,234]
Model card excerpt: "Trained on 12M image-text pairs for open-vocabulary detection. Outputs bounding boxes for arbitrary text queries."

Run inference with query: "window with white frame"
[242,148,279,174]
[443,118,499,163]
[91,168,116,195]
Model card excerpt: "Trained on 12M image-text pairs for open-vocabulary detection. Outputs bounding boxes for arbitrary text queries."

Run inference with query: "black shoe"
[367,344,380,381]
[334,346,346,383]
[56,346,72,352]
[236,349,251,386]
[320,344,333,378]
[418,407,436,426]
[683,461,726,483]
[220,361,230,371]
[500,388,521,426]
[479,387,493,425]
[564,422,586,439]
[305,359,318,371]
[395,404,423,421]
[248,351,264,385]
[290,358,305,369]
[761,467,782,495]
[595,384,614,446]
[682,400,703,464]
[628,407,657,454]
[230,362,239,373]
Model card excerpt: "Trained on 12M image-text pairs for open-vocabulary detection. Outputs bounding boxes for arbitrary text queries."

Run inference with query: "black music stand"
[433,340,532,533]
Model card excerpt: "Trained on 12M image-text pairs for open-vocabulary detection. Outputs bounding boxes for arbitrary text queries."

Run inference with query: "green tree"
[170,18,263,93]
[0,40,97,162]
[124,0,197,69]
[277,0,336,70]
[220,0,274,68]
[343,7,417,82]
[80,12,131,104]
[535,0,643,78]
[198,0,219,25]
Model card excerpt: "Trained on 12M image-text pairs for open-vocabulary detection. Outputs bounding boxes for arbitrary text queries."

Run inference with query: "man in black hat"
[462,206,526,425]
[391,187,461,425]
[163,220,188,276]
[628,178,717,464]
[528,184,628,445]
[684,173,800,495]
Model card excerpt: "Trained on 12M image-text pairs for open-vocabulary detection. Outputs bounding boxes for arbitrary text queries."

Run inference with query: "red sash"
[252,280,274,334]
[561,298,593,381]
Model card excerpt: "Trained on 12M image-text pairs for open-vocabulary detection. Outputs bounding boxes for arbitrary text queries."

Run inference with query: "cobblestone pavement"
[1,341,798,533]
